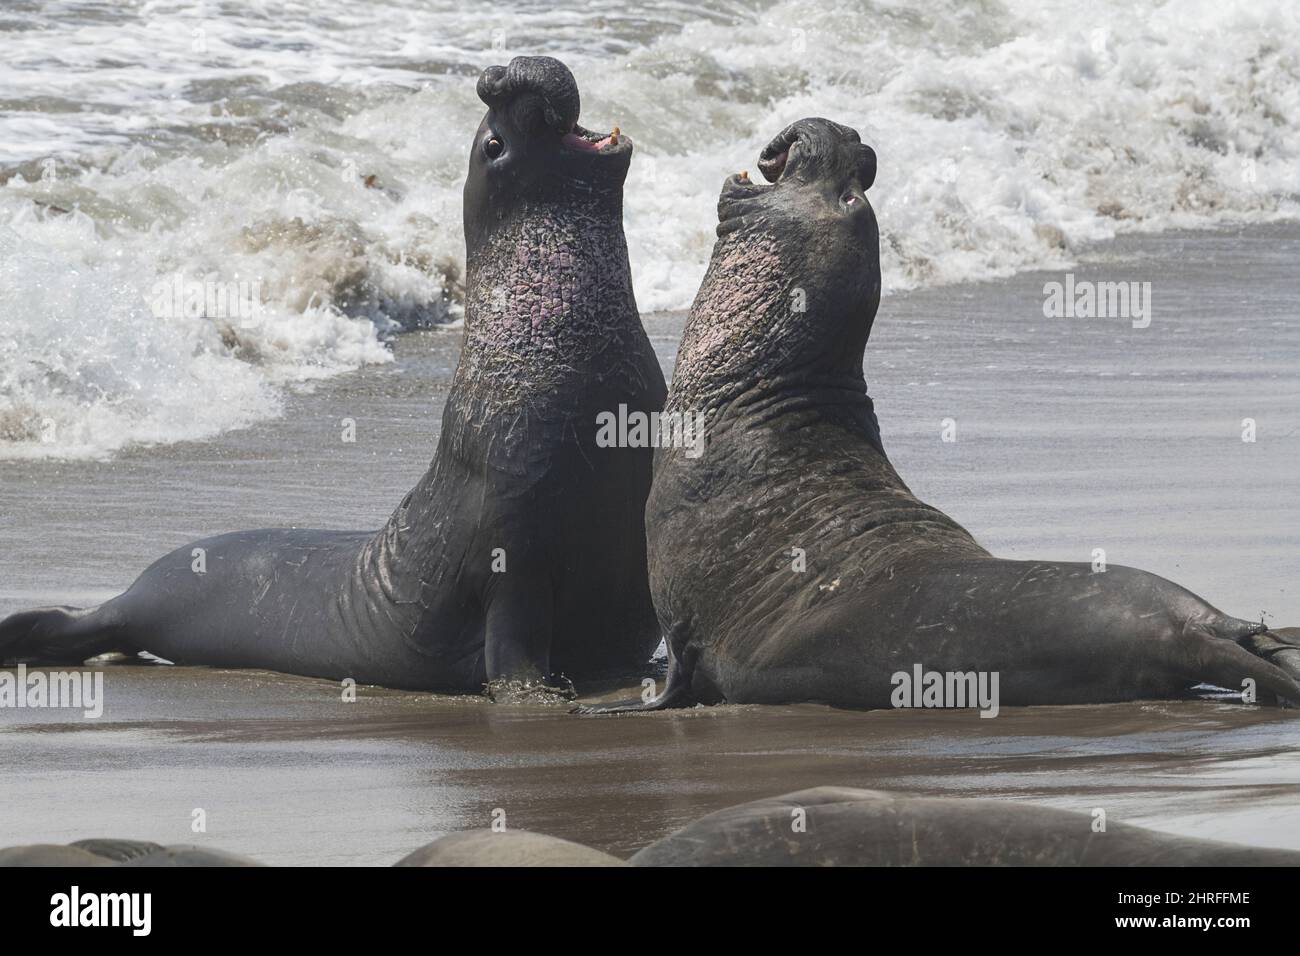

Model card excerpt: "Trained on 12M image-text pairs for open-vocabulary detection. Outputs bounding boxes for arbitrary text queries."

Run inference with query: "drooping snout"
[717,117,878,233]
[757,117,876,189]
[477,55,581,134]
[465,54,629,250]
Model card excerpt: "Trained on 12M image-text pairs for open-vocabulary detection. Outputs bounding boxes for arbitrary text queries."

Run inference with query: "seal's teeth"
[608,127,620,146]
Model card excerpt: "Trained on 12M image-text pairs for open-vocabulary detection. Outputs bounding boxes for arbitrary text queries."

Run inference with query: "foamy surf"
[2,0,1299,458]
[0,224,391,459]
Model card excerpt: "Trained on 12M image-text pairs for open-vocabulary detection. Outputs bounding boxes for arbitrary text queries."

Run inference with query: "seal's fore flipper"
[574,621,697,715]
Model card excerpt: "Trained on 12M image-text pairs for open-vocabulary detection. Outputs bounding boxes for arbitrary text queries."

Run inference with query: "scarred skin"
[0,57,666,693]
[586,117,1300,712]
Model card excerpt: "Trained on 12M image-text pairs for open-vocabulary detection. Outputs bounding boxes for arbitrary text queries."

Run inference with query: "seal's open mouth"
[477,56,631,164]
[562,123,628,155]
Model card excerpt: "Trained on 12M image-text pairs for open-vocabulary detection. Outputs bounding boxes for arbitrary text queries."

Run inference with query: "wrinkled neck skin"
[354,180,643,634]
[460,184,634,396]
[652,219,985,619]
[438,181,641,477]
[669,226,884,458]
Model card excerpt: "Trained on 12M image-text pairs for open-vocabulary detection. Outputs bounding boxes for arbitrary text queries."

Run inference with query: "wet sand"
[2,224,1298,864]
[4,666,1300,865]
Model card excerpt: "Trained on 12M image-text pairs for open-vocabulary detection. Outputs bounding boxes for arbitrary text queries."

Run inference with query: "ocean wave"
[2,0,1298,458]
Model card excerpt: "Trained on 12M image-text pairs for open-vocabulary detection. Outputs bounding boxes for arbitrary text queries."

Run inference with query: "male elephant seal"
[587,117,1300,712]
[0,56,665,693]
[629,787,1300,866]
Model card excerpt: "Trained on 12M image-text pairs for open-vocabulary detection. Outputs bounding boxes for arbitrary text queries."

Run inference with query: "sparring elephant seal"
[586,117,1300,712]
[628,787,1300,866]
[0,56,666,694]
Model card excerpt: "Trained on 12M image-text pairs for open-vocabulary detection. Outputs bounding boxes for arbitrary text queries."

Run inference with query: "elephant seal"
[0,844,117,867]
[119,846,264,867]
[395,831,625,867]
[629,787,1300,866]
[586,117,1300,712]
[0,56,665,693]
[0,840,263,866]
[70,838,163,863]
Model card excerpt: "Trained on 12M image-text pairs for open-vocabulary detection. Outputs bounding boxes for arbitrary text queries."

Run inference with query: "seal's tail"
[1212,615,1269,642]
[1236,623,1300,686]
[0,604,131,665]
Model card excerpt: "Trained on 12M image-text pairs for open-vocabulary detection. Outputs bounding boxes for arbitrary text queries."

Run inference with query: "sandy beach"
[2,223,1297,865]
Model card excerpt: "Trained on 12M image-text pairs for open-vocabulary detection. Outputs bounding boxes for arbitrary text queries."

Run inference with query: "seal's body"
[591,118,1300,711]
[1,57,665,692]
[629,788,1300,866]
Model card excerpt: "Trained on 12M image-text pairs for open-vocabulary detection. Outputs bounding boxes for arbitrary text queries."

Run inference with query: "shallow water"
[1,224,1297,864]
[4,666,1299,865]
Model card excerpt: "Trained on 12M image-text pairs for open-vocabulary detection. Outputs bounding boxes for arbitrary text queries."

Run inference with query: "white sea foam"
[2,0,1298,458]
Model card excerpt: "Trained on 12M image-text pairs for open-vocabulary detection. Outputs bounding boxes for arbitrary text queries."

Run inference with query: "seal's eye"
[484,136,504,160]
[841,192,859,207]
